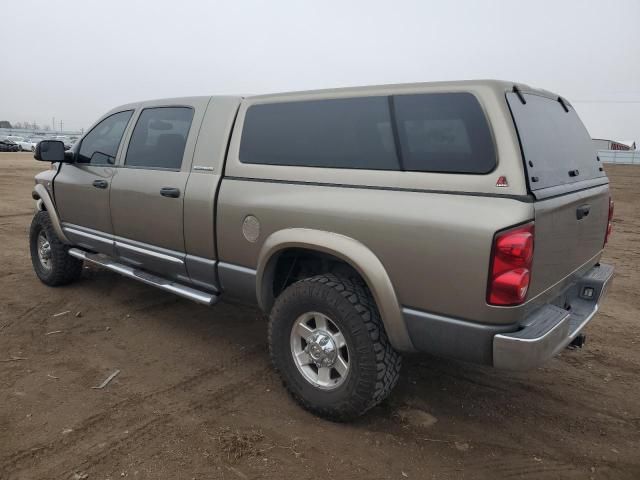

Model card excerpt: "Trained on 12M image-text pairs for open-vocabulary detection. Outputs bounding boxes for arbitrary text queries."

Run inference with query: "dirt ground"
[0,152,638,480]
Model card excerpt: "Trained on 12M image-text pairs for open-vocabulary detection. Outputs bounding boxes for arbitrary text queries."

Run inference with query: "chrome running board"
[68,248,218,306]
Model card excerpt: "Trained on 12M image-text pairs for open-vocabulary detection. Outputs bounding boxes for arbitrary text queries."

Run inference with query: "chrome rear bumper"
[493,263,614,370]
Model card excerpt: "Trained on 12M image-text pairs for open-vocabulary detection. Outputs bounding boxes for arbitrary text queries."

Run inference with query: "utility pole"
[52,117,55,132]
[59,120,63,133]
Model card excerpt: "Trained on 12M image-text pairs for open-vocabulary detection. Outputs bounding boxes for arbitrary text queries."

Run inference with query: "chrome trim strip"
[63,223,185,265]
[64,227,113,245]
[218,261,256,275]
[115,241,184,264]
[186,254,217,267]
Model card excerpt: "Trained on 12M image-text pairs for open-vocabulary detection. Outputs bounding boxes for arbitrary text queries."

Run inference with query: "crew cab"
[30,80,614,420]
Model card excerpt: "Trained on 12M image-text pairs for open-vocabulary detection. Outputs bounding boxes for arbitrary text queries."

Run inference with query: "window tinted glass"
[393,93,496,174]
[240,97,399,170]
[506,92,605,191]
[78,110,133,164]
[125,107,194,170]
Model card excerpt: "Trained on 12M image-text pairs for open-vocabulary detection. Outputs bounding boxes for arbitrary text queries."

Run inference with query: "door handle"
[576,204,590,220]
[92,179,108,189]
[160,187,181,198]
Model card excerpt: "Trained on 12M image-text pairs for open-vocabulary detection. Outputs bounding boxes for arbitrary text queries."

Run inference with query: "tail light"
[487,223,534,306]
[604,197,614,246]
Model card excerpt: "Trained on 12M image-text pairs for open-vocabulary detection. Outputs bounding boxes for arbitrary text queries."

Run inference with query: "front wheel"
[29,211,83,286]
[269,274,402,420]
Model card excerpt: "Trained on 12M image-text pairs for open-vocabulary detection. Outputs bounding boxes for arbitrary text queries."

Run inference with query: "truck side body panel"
[217,180,533,325]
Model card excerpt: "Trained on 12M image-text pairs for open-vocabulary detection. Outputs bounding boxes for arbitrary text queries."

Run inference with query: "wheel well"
[34,195,46,211]
[270,248,363,303]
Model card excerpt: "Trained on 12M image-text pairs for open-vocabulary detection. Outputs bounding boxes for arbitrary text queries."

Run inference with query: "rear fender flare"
[256,228,415,352]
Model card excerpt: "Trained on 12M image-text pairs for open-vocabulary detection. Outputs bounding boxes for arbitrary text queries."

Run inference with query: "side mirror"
[34,140,69,162]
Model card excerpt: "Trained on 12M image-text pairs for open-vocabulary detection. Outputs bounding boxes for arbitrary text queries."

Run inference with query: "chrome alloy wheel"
[290,311,350,390]
[37,231,52,270]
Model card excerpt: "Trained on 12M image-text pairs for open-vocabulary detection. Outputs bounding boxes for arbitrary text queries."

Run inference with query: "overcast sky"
[2,0,639,141]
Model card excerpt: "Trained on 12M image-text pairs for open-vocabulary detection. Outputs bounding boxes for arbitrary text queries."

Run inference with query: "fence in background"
[598,150,640,165]
[0,127,82,138]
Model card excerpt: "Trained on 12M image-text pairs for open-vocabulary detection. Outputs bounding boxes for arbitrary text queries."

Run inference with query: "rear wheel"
[269,274,402,420]
[29,211,83,286]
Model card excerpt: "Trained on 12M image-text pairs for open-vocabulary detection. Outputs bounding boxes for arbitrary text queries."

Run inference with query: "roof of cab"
[107,95,242,113]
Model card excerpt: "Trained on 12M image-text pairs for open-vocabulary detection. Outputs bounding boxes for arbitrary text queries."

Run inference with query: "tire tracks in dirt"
[0,212,33,218]
[0,343,270,478]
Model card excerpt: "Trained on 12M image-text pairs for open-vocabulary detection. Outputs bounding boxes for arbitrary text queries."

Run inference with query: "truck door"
[55,110,134,256]
[109,104,202,283]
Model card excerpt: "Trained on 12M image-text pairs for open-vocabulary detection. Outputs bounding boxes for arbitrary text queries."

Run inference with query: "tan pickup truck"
[29,80,614,420]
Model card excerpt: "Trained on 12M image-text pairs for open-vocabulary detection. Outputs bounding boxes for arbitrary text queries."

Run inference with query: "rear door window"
[393,92,496,174]
[125,107,194,170]
[506,92,605,192]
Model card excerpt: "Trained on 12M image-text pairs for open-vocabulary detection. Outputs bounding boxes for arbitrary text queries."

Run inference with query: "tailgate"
[506,88,610,296]
[529,184,609,296]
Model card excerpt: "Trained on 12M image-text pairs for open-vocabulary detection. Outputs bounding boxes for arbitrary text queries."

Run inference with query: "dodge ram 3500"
[30,80,614,420]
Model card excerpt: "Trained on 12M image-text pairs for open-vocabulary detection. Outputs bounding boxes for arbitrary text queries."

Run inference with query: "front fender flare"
[256,228,415,352]
[32,184,71,244]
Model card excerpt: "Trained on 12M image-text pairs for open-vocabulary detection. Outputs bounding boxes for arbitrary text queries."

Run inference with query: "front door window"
[77,110,134,165]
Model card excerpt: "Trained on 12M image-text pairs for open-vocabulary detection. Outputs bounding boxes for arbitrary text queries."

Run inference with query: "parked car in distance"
[1,136,40,151]
[15,138,38,152]
[0,139,20,152]
[29,80,614,420]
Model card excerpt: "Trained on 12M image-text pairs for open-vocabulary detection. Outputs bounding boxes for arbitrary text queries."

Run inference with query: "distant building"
[593,138,636,151]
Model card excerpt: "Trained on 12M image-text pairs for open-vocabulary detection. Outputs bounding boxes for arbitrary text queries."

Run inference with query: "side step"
[68,248,219,306]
